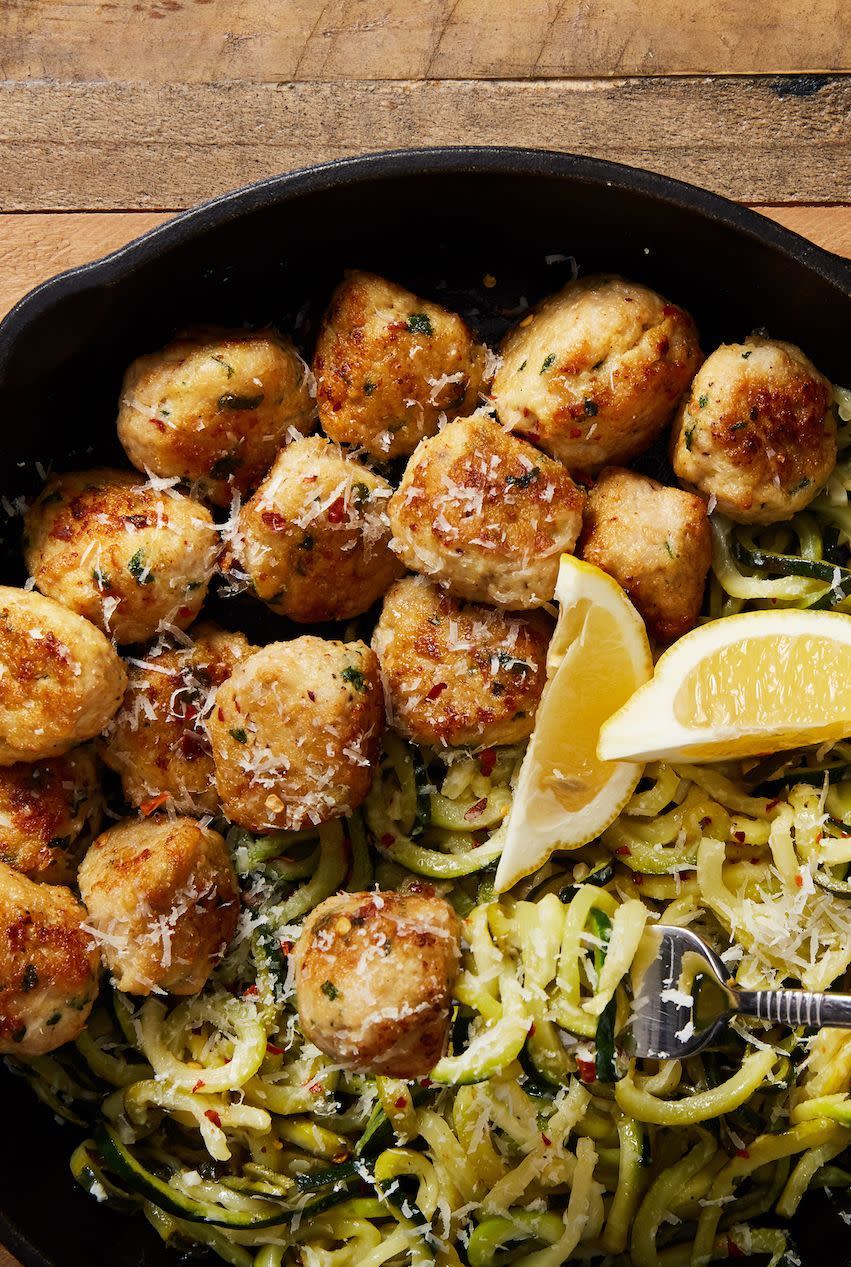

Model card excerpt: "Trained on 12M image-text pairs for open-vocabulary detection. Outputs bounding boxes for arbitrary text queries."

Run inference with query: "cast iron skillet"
[0,147,849,1267]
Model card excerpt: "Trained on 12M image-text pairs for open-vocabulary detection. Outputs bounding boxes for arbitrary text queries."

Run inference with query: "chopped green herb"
[186,580,204,591]
[698,394,709,409]
[729,421,748,433]
[342,665,366,692]
[742,350,753,359]
[789,477,811,494]
[407,312,434,336]
[540,353,556,373]
[229,728,248,744]
[299,533,315,551]
[363,380,377,396]
[583,399,598,417]
[352,482,371,507]
[92,567,111,589]
[218,392,264,411]
[212,354,235,377]
[664,540,676,559]
[22,964,38,992]
[321,980,339,1000]
[210,454,239,480]
[127,549,154,584]
[497,651,531,674]
[684,424,696,451]
[518,359,528,372]
[506,466,541,490]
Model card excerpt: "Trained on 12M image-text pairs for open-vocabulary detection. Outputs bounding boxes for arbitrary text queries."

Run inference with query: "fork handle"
[735,988,851,1029]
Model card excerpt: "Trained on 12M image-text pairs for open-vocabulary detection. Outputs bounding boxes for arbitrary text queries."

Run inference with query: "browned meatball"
[100,624,253,815]
[579,467,712,642]
[671,337,836,524]
[234,435,403,622]
[77,816,239,996]
[389,414,584,608]
[117,327,316,506]
[372,575,552,748]
[24,469,217,644]
[208,638,384,832]
[314,271,488,459]
[0,747,103,884]
[0,587,126,765]
[0,862,100,1056]
[294,890,461,1076]
[492,275,702,469]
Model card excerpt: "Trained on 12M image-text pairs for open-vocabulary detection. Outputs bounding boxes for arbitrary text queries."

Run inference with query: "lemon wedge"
[598,608,851,764]
[494,556,652,893]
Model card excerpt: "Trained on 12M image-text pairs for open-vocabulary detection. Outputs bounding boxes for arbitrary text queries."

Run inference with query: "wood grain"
[1,0,849,80]
[0,205,848,323]
[1,76,849,212]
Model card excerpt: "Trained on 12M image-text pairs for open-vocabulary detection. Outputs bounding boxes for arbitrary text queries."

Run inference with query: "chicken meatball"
[580,467,712,643]
[117,327,315,506]
[492,275,702,470]
[101,624,253,815]
[0,747,103,884]
[314,271,488,459]
[671,337,836,524]
[389,414,585,608]
[233,436,403,622]
[0,862,99,1056]
[372,575,551,748]
[0,587,126,765]
[77,816,239,996]
[208,638,384,832]
[294,890,461,1077]
[24,469,217,645]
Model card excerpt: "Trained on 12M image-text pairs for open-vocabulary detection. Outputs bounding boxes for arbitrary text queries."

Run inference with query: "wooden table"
[0,3,848,1264]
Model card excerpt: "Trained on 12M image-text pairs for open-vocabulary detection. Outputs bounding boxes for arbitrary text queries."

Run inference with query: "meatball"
[208,638,384,832]
[389,414,585,608]
[372,575,552,748]
[233,436,403,622]
[117,327,315,506]
[0,747,103,884]
[314,270,488,459]
[101,624,253,815]
[77,816,239,996]
[671,337,836,524]
[24,469,217,645]
[492,275,702,470]
[0,587,126,765]
[294,890,461,1077]
[0,862,99,1056]
[579,467,712,643]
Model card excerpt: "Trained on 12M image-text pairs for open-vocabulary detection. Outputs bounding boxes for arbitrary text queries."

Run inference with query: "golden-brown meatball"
[100,624,253,815]
[117,327,316,506]
[389,414,585,608]
[671,337,836,524]
[372,575,552,748]
[294,890,460,1077]
[233,435,403,622]
[0,587,126,765]
[77,816,239,996]
[314,271,488,459]
[208,638,384,832]
[0,747,103,884]
[579,467,712,643]
[492,275,702,470]
[24,469,217,645]
[0,862,99,1055]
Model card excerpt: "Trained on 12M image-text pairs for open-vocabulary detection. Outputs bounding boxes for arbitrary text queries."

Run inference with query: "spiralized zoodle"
[8,383,851,1266]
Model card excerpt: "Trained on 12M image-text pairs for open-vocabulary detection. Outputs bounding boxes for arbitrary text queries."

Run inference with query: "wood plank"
[0,0,849,80]
[0,76,848,212]
[1,205,848,323]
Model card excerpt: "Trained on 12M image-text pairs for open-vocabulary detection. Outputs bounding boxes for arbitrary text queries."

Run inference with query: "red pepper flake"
[307,690,316,702]
[326,496,346,524]
[733,831,746,844]
[177,606,192,620]
[528,1022,536,1037]
[243,984,259,997]
[727,1238,745,1259]
[464,797,488,821]
[426,682,447,701]
[192,1079,205,1093]
[394,1096,408,1109]
[204,1110,222,1128]
[380,833,396,847]
[217,706,225,721]
[735,1147,750,1159]
[541,1133,552,1146]
[632,873,644,886]
[478,748,497,777]
[139,793,169,817]
[795,873,804,888]
[280,940,293,955]
[419,1078,433,1089]
[569,426,583,438]
[615,846,631,857]
[766,798,781,811]
[266,1043,283,1056]
[577,1058,597,1084]
[308,1081,323,1095]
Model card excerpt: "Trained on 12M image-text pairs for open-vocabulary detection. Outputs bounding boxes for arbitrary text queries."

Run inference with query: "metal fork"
[618,924,851,1061]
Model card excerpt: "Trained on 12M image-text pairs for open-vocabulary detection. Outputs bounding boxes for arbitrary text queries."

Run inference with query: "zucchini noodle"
[8,381,851,1266]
